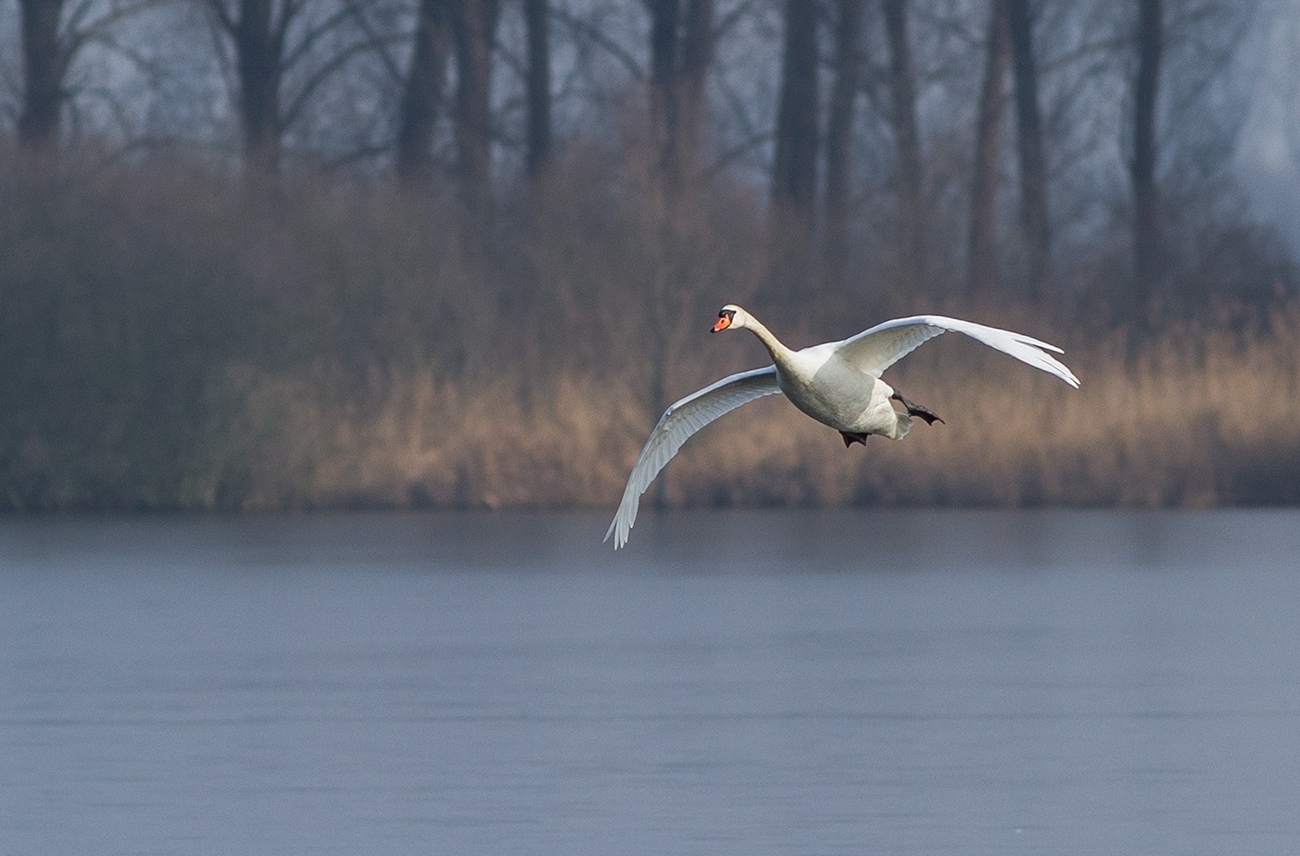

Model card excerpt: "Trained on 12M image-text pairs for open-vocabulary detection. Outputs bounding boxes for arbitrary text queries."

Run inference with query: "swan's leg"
[840,431,870,447]
[890,391,944,425]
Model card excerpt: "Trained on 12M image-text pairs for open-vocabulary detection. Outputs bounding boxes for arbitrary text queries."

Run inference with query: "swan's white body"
[605,305,1080,548]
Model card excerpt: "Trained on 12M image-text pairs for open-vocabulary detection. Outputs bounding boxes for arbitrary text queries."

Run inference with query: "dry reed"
[225,304,1300,511]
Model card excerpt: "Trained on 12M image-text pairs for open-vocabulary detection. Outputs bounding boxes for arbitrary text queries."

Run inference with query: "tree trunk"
[17,0,67,158]
[1132,0,1163,308]
[234,0,283,178]
[823,0,866,286]
[395,0,452,183]
[1007,0,1051,302]
[524,0,551,177]
[882,0,922,290]
[772,0,819,222]
[645,0,713,185]
[677,0,713,178]
[967,0,1010,298]
[452,0,500,223]
[646,0,680,179]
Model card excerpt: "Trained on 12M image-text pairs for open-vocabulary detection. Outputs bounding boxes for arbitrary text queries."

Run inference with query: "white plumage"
[606,305,1079,548]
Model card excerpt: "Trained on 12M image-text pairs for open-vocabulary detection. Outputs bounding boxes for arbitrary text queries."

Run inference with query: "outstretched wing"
[833,315,1080,387]
[606,366,782,549]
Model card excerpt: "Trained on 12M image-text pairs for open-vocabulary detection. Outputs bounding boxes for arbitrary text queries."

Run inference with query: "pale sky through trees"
[2,1,1299,258]
[1235,1,1300,248]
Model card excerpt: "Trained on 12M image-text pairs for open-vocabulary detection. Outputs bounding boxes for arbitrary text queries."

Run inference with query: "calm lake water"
[2,509,1299,855]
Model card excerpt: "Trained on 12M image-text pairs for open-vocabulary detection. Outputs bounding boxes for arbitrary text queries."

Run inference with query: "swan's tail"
[891,411,913,440]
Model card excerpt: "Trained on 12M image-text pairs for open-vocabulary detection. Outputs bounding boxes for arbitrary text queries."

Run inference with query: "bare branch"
[204,0,236,35]
[281,5,357,73]
[65,0,178,63]
[338,0,405,85]
[551,6,644,81]
[705,128,770,180]
[280,36,376,128]
[714,0,761,41]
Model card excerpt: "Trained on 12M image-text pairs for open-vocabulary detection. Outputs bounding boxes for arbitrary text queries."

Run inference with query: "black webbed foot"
[890,391,945,426]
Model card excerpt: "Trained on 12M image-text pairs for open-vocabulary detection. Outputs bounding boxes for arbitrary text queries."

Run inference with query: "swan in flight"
[605,305,1079,548]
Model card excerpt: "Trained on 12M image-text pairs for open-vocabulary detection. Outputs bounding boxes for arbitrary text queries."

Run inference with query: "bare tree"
[823,0,866,285]
[451,0,500,221]
[232,0,282,175]
[1007,0,1051,301]
[966,0,1010,298]
[644,0,714,184]
[1132,0,1163,305]
[881,0,921,290]
[17,0,164,160]
[205,0,379,177]
[17,0,66,156]
[647,0,679,177]
[677,0,712,176]
[524,0,551,177]
[395,0,452,183]
[772,0,818,222]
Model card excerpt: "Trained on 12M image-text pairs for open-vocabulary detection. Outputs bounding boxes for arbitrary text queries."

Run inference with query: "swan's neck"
[743,317,794,365]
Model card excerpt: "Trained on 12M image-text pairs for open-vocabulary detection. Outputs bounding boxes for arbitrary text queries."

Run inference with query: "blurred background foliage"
[1,0,1297,511]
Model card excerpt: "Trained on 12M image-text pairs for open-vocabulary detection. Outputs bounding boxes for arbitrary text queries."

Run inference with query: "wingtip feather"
[603,366,781,550]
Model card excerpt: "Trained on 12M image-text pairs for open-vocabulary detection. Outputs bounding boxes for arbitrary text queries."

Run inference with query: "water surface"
[2,510,1299,855]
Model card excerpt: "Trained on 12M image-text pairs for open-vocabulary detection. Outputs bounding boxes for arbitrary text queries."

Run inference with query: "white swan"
[605,305,1079,548]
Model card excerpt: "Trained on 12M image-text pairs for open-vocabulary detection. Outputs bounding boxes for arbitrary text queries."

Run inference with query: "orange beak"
[712,315,732,333]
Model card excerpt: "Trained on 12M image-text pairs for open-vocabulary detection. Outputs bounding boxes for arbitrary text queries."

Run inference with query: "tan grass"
[228,304,1300,511]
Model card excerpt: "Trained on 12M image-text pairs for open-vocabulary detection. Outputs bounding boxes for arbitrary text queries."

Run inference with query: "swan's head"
[711,304,748,333]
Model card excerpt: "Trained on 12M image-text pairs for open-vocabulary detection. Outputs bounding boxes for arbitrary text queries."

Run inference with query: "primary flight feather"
[606,305,1079,548]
